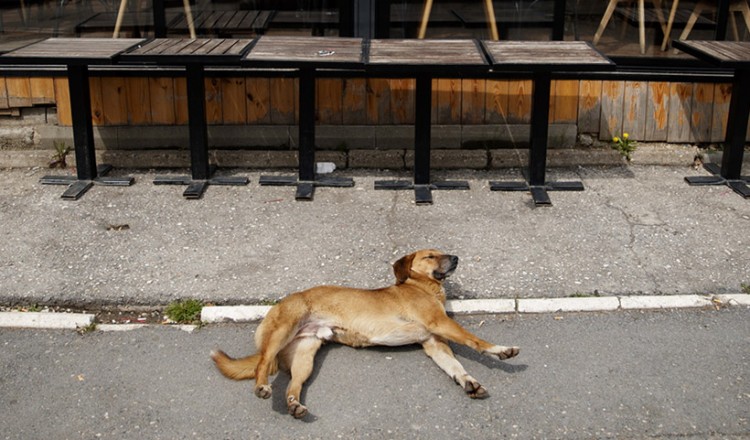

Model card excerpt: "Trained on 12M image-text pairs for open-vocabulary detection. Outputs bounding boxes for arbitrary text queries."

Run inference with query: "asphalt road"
[2,307,748,439]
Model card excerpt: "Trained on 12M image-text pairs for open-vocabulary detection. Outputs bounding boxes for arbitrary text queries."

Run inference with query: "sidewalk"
[0,165,747,310]
[1,308,748,439]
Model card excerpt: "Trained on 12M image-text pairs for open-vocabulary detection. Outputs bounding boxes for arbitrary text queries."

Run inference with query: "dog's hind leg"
[279,336,323,419]
[422,336,488,399]
[254,319,299,399]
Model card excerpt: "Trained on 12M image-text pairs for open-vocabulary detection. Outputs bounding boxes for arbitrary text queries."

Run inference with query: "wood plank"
[389,78,414,124]
[88,77,104,127]
[667,82,693,143]
[5,77,32,108]
[29,77,55,105]
[485,79,510,124]
[342,78,367,125]
[245,77,271,124]
[622,81,647,140]
[0,78,9,110]
[125,77,151,125]
[149,77,176,125]
[506,80,531,124]
[435,78,460,124]
[577,79,601,133]
[316,78,343,125]
[461,79,484,124]
[691,83,714,143]
[709,83,731,143]
[205,77,222,125]
[269,77,295,124]
[366,78,390,125]
[599,80,624,141]
[221,77,247,125]
[53,77,71,126]
[645,82,669,141]
[550,80,579,124]
[174,77,188,125]
[100,77,128,125]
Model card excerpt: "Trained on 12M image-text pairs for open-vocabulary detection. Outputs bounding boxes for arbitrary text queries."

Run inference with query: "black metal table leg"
[685,69,750,199]
[154,64,249,199]
[490,70,583,206]
[259,68,353,201]
[374,74,469,204]
[39,65,134,200]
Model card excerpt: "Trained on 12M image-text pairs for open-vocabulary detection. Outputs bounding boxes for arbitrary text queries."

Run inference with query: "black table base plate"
[39,164,134,200]
[490,180,584,206]
[259,174,354,201]
[684,163,750,199]
[374,180,470,205]
[154,174,249,199]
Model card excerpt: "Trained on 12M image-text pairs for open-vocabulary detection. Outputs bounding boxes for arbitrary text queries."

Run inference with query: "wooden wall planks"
[2,75,747,143]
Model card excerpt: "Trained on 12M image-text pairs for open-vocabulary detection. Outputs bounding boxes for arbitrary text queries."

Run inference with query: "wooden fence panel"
[221,77,247,125]
[0,78,9,110]
[100,77,128,125]
[691,83,714,143]
[6,77,32,108]
[124,77,151,125]
[461,79,484,124]
[89,77,104,126]
[711,83,731,142]
[622,81,647,140]
[149,77,176,125]
[366,78,391,125]
[342,78,367,125]
[389,79,415,124]
[506,80,531,124]
[599,80,624,140]
[435,78,460,124]
[577,79,601,133]
[485,79,509,124]
[269,77,296,124]
[245,77,271,124]
[29,78,55,105]
[551,80,579,123]
[645,82,669,141]
[205,77,223,125]
[317,78,343,125]
[173,77,188,125]
[667,82,693,143]
[53,77,71,125]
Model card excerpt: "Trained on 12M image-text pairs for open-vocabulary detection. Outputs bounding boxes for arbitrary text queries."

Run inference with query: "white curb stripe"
[0,311,94,329]
[619,294,712,310]
[518,297,620,314]
[200,305,272,323]
[446,299,516,314]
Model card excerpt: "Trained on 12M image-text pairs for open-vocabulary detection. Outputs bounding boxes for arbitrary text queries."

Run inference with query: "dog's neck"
[404,275,447,304]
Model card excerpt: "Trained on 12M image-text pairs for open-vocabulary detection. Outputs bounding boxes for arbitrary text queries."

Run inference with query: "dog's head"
[393,249,459,284]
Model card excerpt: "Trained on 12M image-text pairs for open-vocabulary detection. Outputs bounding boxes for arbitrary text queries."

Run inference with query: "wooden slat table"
[482,41,614,206]
[243,36,365,201]
[673,40,750,199]
[367,39,489,204]
[121,38,253,199]
[0,38,145,200]
[171,10,274,36]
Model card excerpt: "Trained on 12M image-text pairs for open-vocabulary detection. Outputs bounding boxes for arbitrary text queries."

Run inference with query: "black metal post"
[186,64,210,181]
[414,74,431,186]
[529,70,551,187]
[67,64,97,181]
[721,69,750,180]
[551,0,566,40]
[153,0,167,38]
[715,0,730,40]
[299,69,316,183]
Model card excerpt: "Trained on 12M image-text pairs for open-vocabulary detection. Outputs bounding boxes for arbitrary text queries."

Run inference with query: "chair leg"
[676,0,707,52]
[183,0,196,38]
[417,0,433,39]
[483,0,499,40]
[661,0,680,50]
[113,0,128,37]
[593,0,620,45]
[734,0,750,36]
[638,0,646,53]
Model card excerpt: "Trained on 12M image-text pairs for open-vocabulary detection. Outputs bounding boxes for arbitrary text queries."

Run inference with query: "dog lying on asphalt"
[211,249,520,419]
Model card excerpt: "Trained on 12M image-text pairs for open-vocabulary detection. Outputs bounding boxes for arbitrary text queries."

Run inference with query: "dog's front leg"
[422,336,488,398]
[426,314,520,361]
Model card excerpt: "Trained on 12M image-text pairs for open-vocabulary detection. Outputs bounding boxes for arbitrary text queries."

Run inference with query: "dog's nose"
[449,255,459,265]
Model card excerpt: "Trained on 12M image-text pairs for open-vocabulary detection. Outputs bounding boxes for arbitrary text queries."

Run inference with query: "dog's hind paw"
[288,401,308,419]
[254,384,272,399]
[464,380,489,399]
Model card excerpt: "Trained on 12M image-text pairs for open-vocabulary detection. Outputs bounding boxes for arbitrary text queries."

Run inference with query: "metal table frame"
[242,36,364,201]
[121,38,253,199]
[673,40,750,199]
[0,38,144,200]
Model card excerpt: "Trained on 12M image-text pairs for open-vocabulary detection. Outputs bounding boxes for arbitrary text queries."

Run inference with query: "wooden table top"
[482,41,613,71]
[243,36,364,69]
[672,41,750,68]
[0,38,145,65]
[367,39,487,69]
[121,38,253,64]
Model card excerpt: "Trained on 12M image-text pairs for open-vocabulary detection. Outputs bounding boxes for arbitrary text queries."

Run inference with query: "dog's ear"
[393,253,415,284]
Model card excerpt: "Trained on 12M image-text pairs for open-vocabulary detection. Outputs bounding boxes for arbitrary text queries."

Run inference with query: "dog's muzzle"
[434,255,459,281]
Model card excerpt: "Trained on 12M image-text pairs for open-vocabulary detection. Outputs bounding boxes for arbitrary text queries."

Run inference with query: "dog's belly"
[331,319,431,347]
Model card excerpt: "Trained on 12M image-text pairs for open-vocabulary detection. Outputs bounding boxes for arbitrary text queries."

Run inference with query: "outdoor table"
[673,40,750,199]
[121,38,253,199]
[482,41,614,206]
[242,36,363,201]
[0,38,144,200]
[367,39,488,204]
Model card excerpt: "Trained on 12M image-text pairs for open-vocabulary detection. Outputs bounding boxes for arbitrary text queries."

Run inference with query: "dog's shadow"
[269,342,527,420]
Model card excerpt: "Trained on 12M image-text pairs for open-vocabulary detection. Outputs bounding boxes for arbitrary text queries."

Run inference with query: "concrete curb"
[1,295,747,330]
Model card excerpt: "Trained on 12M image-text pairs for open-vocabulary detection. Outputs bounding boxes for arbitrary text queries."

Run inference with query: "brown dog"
[211,249,520,418]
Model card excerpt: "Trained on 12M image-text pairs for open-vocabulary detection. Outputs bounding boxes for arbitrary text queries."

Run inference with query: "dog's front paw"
[463,380,489,399]
[254,384,272,399]
[288,399,308,419]
[486,346,520,360]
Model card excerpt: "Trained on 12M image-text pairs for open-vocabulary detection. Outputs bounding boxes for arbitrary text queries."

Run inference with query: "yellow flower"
[623,133,629,140]
[613,137,620,143]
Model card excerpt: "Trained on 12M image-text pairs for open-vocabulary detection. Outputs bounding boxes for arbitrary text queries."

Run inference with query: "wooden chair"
[418,0,499,40]
[672,0,750,49]
[113,0,196,38]
[593,0,667,53]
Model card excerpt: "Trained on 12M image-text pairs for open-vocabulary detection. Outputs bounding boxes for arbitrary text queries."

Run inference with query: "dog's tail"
[210,350,278,381]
